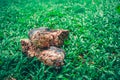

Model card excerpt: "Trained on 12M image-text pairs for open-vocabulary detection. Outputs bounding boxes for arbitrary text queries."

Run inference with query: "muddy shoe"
[21,40,65,67]
[37,46,65,67]
[28,27,69,48]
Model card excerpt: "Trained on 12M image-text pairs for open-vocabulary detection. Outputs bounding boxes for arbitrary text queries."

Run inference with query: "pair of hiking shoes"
[21,27,69,67]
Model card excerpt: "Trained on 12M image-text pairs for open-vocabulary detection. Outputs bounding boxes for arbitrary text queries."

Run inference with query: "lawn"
[0,0,120,80]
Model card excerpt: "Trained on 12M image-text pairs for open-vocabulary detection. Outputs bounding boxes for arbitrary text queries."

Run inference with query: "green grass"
[0,0,120,80]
